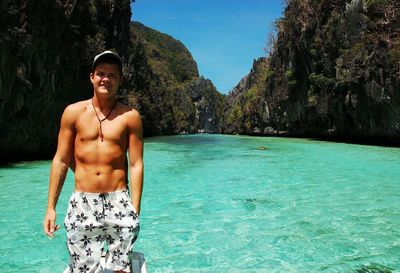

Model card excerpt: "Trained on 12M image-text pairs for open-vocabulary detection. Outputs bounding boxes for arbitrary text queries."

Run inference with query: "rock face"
[122,22,223,136]
[184,77,224,133]
[0,9,224,161]
[223,58,271,134]
[224,0,400,144]
[0,0,131,161]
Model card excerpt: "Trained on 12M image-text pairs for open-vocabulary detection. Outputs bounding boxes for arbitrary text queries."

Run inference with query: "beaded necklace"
[91,98,116,141]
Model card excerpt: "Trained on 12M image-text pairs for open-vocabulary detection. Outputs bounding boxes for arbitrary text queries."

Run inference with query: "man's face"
[90,63,122,97]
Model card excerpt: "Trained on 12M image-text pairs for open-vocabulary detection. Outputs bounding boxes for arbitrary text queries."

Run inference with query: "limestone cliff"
[0,7,224,161]
[224,0,400,145]
[123,22,224,135]
[0,0,132,161]
[184,77,224,133]
[223,57,271,134]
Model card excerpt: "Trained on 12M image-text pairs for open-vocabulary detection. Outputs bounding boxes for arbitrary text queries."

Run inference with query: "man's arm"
[43,105,76,237]
[127,109,144,215]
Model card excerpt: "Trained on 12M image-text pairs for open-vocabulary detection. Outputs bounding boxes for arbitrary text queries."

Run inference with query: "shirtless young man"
[43,50,143,273]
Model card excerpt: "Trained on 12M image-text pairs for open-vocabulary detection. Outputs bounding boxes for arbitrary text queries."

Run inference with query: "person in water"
[43,50,143,273]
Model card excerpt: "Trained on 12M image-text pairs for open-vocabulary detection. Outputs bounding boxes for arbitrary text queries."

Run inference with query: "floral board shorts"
[64,189,140,273]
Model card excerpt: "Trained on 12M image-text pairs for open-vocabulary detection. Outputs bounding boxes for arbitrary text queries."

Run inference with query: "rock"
[184,77,224,133]
[223,0,400,145]
[0,0,131,161]
[122,22,224,136]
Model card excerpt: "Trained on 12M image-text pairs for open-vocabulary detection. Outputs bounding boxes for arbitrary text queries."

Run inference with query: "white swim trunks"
[64,189,140,273]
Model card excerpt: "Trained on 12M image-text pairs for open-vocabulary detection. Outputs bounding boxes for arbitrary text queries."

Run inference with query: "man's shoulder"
[64,100,89,113]
[62,100,89,121]
[117,102,141,118]
[117,103,142,131]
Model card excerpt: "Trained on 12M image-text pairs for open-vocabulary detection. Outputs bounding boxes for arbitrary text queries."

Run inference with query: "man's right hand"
[43,208,59,237]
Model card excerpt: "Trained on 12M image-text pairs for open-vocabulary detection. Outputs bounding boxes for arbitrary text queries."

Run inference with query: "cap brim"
[92,50,122,70]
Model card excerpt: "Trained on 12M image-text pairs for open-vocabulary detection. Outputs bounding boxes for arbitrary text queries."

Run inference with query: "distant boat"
[63,251,147,273]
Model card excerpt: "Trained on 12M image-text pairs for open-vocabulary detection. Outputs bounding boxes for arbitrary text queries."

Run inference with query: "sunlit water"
[0,134,399,273]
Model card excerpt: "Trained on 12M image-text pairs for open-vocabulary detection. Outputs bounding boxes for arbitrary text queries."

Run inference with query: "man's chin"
[97,87,113,94]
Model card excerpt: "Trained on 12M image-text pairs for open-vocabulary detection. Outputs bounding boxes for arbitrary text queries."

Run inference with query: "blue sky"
[132,0,284,94]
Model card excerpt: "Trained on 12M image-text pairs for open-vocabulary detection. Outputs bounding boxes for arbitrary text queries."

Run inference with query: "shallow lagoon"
[0,134,399,272]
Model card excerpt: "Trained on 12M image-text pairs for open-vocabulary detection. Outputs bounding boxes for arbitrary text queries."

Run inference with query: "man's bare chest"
[75,113,128,143]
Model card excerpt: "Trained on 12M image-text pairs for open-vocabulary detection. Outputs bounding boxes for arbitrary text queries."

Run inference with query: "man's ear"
[89,72,94,83]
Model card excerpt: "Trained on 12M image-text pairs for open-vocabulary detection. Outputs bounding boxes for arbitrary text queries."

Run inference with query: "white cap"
[92,50,122,72]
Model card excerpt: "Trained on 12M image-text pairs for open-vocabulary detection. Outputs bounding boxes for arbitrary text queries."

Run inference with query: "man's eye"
[97,72,105,77]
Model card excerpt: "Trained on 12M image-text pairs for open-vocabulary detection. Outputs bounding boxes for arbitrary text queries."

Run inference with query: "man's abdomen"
[74,140,128,192]
[74,166,127,193]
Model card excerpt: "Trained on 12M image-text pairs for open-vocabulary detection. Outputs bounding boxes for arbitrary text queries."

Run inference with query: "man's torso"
[71,100,131,192]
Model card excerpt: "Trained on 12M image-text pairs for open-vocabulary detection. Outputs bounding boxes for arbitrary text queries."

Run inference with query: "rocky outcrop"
[223,57,272,134]
[0,12,225,161]
[121,22,224,136]
[224,0,400,145]
[0,0,132,161]
[184,77,224,133]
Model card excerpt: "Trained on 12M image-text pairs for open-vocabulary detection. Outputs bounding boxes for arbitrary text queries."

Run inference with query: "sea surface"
[0,134,399,273]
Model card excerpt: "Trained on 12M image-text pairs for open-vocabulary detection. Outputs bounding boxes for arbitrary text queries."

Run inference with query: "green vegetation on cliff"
[224,0,400,143]
[223,58,272,134]
[123,22,223,136]
[130,22,198,83]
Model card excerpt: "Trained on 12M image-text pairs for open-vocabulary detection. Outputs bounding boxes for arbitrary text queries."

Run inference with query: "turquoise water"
[0,134,399,273]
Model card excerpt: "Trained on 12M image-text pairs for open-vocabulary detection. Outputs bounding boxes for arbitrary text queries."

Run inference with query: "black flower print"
[95,234,103,242]
[66,191,140,273]
[104,202,114,211]
[79,264,90,273]
[85,247,93,257]
[113,249,123,259]
[111,255,116,264]
[93,210,103,221]
[120,199,129,208]
[129,210,138,220]
[80,235,91,247]
[71,252,80,262]
[128,225,138,233]
[84,223,95,232]
[70,222,77,231]
[70,199,78,208]
[121,260,130,268]
[106,234,115,244]
[68,238,75,246]
[76,213,88,223]
[114,211,126,220]
[113,224,123,234]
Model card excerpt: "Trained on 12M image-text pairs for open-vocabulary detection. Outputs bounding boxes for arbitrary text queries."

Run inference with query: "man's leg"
[103,190,140,272]
[65,231,104,273]
[64,192,105,273]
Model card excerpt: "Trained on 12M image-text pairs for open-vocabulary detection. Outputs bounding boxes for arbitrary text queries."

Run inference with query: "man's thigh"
[103,190,140,271]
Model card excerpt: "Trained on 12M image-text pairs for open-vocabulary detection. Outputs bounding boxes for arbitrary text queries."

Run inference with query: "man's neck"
[92,95,116,110]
